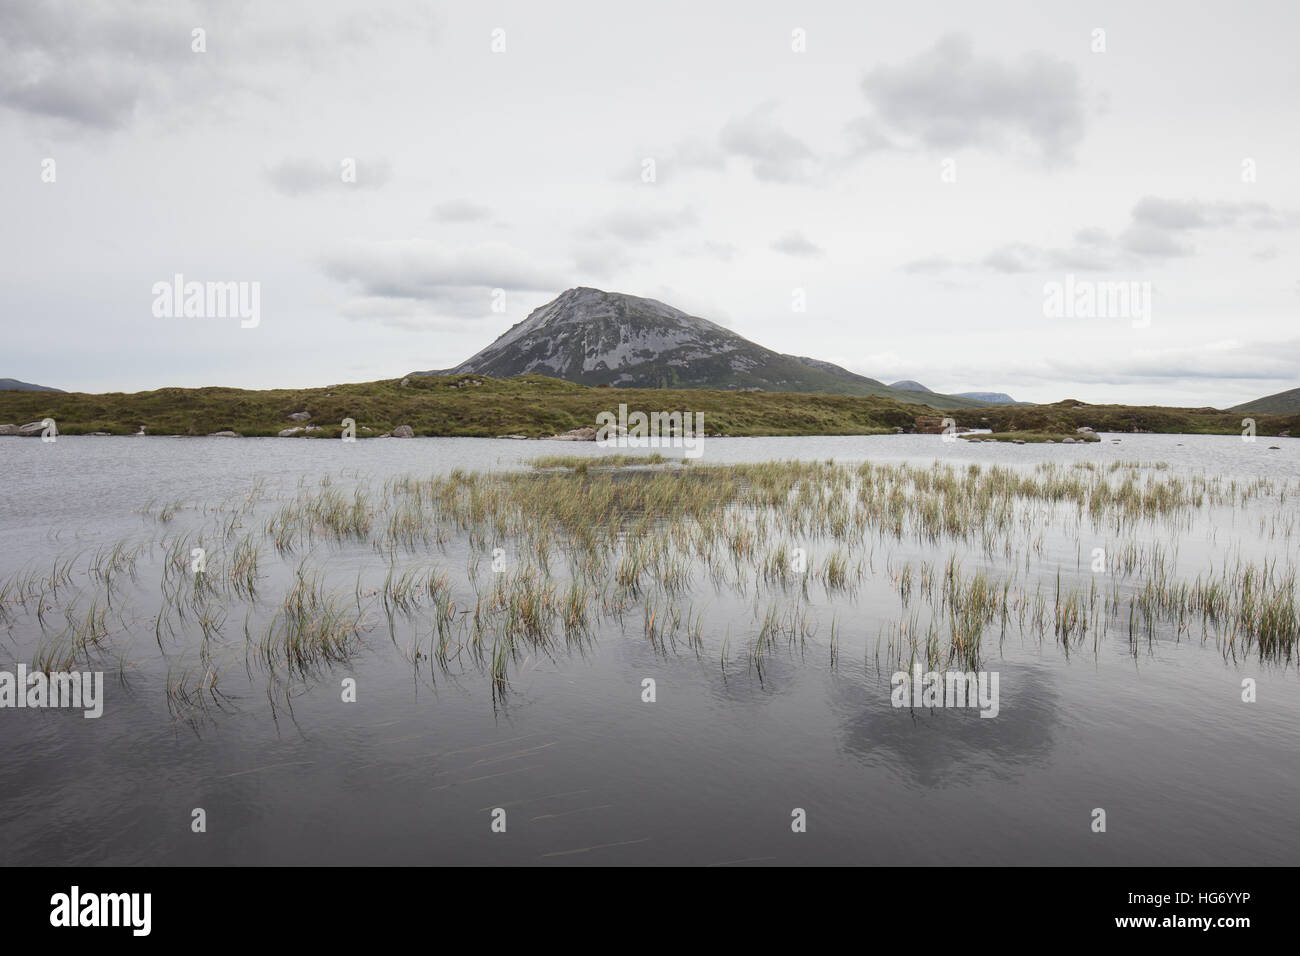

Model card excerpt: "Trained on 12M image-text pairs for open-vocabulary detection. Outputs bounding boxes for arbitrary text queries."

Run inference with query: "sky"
[2,0,1297,407]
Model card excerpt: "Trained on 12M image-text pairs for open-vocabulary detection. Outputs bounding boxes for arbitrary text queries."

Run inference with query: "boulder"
[1012,439,1026,445]
[392,425,415,438]
[550,427,597,441]
[0,424,18,436]
[208,430,240,437]
[913,415,947,434]
[496,434,528,440]
[400,377,411,387]
[278,427,304,437]
[17,421,47,436]
[1076,426,1095,434]
[286,411,311,422]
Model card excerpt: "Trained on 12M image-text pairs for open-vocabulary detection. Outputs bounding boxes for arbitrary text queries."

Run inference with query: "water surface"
[1,433,1297,866]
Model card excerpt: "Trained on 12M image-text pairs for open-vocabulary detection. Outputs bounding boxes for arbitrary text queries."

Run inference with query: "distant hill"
[888,380,1026,406]
[954,391,1026,405]
[0,378,63,392]
[411,288,992,409]
[1231,387,1300,415]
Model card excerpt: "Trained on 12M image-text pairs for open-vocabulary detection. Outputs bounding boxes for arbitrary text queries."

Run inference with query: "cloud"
[902,256,957,275]
[571,242,634,280]
[957,196,1300,275]
[1035,338,1300,387]
[321,239,562,325]
[918,338,1300,407]
[585,207,698,243]
[1131,197,1274,231]
[980,244,1048,273]
[0,0,436,131]
[267,157,392,195]
[431,199,493,223]
[672,134,728,172]
[1117,224,1193,259]
[858,33,1087,164]
[1115,197,1300,259]
[719,104,818,182]
[0,0,189,129]
[696,240,739,261]
[770,231,824,257]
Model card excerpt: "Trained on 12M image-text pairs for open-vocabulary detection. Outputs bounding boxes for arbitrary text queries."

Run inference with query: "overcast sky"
[3,0,1297,406]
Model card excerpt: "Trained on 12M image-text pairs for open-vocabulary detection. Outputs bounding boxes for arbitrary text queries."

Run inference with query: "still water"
[1,433,1297,865]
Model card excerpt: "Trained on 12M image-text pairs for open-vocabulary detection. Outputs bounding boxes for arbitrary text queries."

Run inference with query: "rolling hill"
[888,380,1026,405]
[1231,387,1300,415]
[0,378,63,392]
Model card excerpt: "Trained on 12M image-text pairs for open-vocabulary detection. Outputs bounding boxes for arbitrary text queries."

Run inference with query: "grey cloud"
[0,0,189,129]
[1131,197,1272,231]
[968,195,1299,274]
[572,243,634,280]
[844,117,897,157]
[0,0,435,131]
[859,33,1086,164]
[267,158,392,196]
[1118,224,1193,259]
[771,231,824,257]
[672,134,728,172]
[719,105,817,182]
[902,257,956,275]
[586,207,698,243]
[982,244,1044,273]
[1037,339,1300,386]
[432,199,493,222]
[321,240,561,321]
[696,240,738,261]
[1125,197,1298,254]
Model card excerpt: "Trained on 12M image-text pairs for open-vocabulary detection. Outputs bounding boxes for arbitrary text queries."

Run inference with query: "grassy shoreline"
[0,373,1295,439]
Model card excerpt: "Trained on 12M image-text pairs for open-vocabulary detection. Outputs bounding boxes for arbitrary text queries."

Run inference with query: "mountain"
[411,288,992,408]
[0,378,63,392]
[1231,387,1300,415]
[890,380,1025,405]
[954,391,1024,405]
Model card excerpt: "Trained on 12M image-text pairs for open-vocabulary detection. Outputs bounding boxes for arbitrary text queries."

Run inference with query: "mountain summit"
[411,288,989,406]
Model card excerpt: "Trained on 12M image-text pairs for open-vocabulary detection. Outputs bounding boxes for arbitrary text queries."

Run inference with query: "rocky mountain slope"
[412,288,991,408]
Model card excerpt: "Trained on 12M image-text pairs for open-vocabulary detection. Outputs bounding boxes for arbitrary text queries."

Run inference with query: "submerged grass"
[1,455,1297,724]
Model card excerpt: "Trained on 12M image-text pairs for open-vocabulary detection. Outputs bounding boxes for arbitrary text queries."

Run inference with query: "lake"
[1,433,1297,865]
